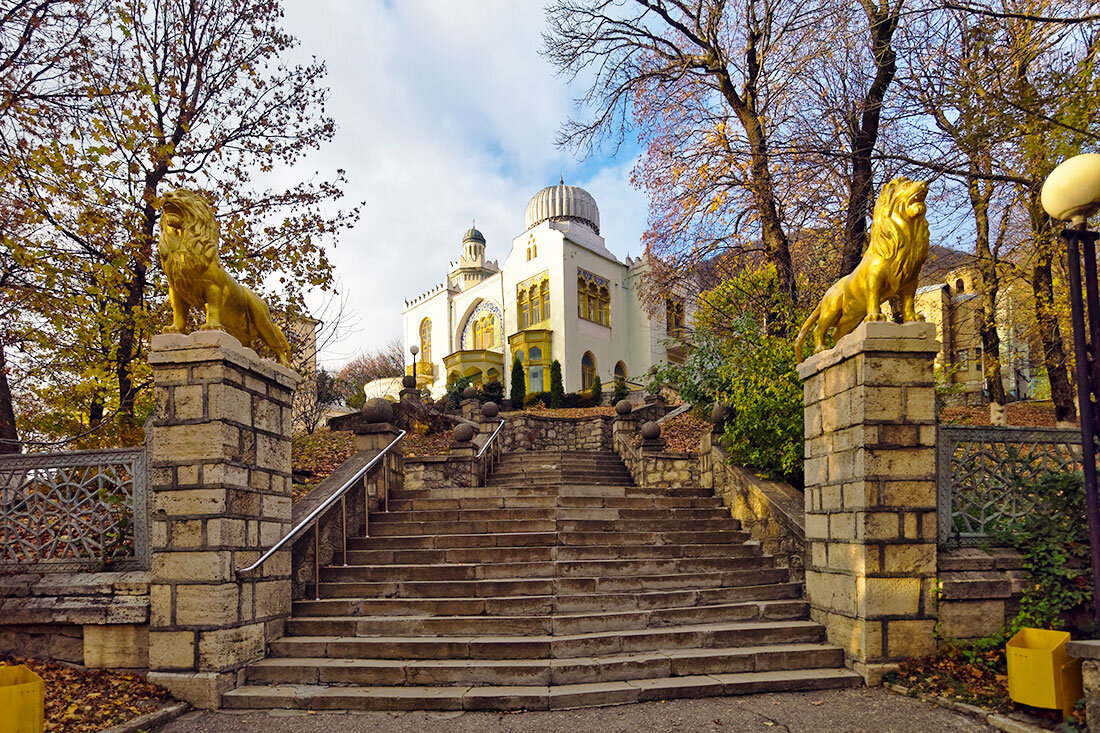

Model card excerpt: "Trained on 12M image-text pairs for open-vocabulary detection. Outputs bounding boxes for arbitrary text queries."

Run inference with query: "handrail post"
[341,495,347,566]
[314,522,321,601]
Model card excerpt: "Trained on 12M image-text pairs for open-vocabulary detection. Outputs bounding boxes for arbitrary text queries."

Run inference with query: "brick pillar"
[797,321,939,684]
[145,331,299,708]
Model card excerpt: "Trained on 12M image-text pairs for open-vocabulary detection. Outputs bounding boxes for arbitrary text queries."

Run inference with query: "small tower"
[449,224,496,290]
[461,224,486,268]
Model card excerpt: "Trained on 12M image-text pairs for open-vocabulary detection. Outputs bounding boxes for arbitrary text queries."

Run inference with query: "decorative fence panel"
[0,447,148,571]
[937,425,1082,546]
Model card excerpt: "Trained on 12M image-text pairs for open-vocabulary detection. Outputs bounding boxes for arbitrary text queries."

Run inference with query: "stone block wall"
[404,455,478,490]
[501,414,612,452]
[797,321,939,684]
[701,436,806,584]
[936,548,1025,642]
[146,331,299,709]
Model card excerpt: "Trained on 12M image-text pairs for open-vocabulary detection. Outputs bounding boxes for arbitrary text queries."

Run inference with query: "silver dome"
[524,181,600,234]
[462,226,485,244]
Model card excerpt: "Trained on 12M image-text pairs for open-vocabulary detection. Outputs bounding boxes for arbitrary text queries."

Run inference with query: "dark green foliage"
[444,376,471,411]
[510,358,526,409]
[549,360,564,408]
[590,375,603,405]
[345,386,366,410]
[612,375,629,405]
[993,471,1095,636]
[480,379,504,405]
[523,391,550,408]
[562,392,595,408]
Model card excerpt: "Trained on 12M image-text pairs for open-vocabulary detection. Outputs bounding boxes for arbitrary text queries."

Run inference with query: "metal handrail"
[477,420,506,459]
[235,429,406,580]
[477,420,505,486]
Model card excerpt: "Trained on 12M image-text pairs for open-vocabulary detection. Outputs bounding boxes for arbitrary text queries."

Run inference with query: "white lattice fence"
[0,447,148,571]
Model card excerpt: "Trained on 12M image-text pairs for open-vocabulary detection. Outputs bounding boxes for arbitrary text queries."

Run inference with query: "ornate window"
[581,351,596,390]
[419,318,432,363]
[614,361,627,380]
[517,273,549,329]
[577,268,610,326]
[665,297,684,338]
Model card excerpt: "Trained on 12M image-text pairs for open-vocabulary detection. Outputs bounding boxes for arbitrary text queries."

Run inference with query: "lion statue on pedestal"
[157,189,293,367]
[795,177,930,362]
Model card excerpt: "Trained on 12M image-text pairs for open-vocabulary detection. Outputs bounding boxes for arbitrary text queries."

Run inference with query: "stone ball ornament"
[462,384,478,400]
[482,401,499,418]
[362,397,394,424]
[640,421,661,440]
[402,375,416,389]
[615,399,633,416]
[1042,153,1100,225]
[453,423,476,443]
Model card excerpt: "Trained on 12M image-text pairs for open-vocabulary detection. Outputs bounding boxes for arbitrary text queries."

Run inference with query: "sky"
[278,0,649,368]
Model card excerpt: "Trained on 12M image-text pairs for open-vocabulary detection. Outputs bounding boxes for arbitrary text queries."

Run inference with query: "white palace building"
[402,181,691,399]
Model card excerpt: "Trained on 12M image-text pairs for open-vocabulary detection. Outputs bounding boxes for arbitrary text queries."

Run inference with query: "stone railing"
[0,447,149,572]
[936,424,1082,546]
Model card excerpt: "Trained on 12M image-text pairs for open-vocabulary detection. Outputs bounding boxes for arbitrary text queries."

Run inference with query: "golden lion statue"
[795,177,930,362]
[157,189,293,367]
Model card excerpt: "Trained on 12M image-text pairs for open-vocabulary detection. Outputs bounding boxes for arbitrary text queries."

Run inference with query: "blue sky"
[278,0,649,366]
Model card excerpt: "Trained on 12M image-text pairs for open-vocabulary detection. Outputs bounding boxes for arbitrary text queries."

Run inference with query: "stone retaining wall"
[501,414,612,453]
[404,455,479,490]
[0,571,149,667]
[936,548,1025,642]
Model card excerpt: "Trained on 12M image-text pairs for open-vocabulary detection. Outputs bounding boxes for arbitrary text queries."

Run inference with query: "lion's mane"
[867,177,930,280]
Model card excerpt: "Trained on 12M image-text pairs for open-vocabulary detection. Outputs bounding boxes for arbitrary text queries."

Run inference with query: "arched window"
[526,247,531,261]
[532,243,538,257]
[615,361,627,380]
[419,318,432,363]
[598,286,609,325]
[530,285,541,325]
[955,278,965,294]
[577,277,587,318]
[518,289,529,329]
[578,275,611,326]
[485,315,495,347]
[665,298,684,337]
[581,351,596,390]
[540,280,550,321]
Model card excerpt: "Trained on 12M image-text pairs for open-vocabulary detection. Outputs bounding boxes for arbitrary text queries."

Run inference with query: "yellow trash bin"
[0,665,44,733]
[1007,628,1083,717]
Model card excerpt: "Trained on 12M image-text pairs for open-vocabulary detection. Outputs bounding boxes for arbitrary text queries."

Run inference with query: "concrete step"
[267,620,828,660]
[367,507,730,524]
[314,567,793,599]
[336,541,757,566]
[244,642,843,686]
[283,599,809,637]
[350,532,558,550]
[318,557,774,583]
[388,494,726,511]
[291,582,803,618]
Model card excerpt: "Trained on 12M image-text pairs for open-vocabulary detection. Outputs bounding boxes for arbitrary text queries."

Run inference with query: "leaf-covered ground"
[403,430,453,457]
[631,412,710,453]
[520,405,617,418]
[291,429,358,502]
[940,400,1076,428]
[1,656,174,733]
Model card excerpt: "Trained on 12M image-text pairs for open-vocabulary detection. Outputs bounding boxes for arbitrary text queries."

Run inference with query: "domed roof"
[462,226,485,244]
[524,180,600,234]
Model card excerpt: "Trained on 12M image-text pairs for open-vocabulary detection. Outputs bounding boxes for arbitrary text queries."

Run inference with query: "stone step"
[244,642,843,687]
[319,556,774,583]
[337,541,757,566]
[267,620,828,660]
[388,495,724,511]
[283,599,809,637]
[366,517,738,537]
[367,507,729,523]
[291,582,803,618]
[350,529,750,551]
[315,567,793,599]
[388,485,711,500]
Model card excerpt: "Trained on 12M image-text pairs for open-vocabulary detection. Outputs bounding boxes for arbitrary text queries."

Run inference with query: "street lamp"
[1042,152,1100,633]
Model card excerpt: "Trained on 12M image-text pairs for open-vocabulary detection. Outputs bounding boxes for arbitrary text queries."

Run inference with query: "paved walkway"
[160,688,995,732]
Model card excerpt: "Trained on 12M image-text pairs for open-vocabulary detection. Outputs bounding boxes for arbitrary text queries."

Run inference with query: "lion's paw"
[162,325,182,334]
[199,323,223,332]
[866,313,886,322]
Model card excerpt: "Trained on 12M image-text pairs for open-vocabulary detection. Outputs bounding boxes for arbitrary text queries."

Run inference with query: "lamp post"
[1042,153,1100,632]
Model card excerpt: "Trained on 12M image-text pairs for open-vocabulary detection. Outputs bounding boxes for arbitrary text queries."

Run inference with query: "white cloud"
[275,0,646,367]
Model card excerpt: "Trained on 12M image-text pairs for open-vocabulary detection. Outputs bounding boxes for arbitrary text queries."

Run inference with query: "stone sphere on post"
[482,401,499,418]
[640,421,661,441]
[402,374,416,389]
[615,399,633,416]
[362,397,394,424]
[462,384,478,400]
[453,422,476,443]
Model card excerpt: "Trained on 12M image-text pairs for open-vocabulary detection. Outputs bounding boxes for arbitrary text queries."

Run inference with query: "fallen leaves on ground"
[523,405,617,418]
[291,429,358,502]
[403,430,453,457]
[1,655,174,733]
[632,412,709,453]
[940,400,1076,428]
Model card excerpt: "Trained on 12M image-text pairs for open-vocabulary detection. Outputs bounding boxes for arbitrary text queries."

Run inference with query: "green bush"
[444,376,470,411]
[612,375,629,405]
[480,380,504,405]
[993,471,1095,636]
[549,360,564,408]
[345,387,366,410]
[523,391,550,408]
[590,375,603,405]
[510,358,525,409]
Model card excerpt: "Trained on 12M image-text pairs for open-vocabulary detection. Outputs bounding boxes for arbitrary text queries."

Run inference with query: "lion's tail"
[794,304,821,363]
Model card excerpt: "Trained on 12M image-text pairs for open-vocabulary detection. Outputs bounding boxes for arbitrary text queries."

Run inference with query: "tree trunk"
[967,170,1008,421]
[0,338,19,454]
[840,0,901,274]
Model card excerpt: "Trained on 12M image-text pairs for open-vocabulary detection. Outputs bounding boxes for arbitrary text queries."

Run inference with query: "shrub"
[561,391,594,409]
[345,387,366,410]
[549,360,564,408]
[510,358,526,409]
[523,391,550,408]
[993,471,1095,636]
[590,375,603,405]
[612,375,629,405]
[444,376,470,411]
[480,380,504,405]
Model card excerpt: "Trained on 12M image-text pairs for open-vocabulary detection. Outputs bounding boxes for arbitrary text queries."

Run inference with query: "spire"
[559,173,564,185]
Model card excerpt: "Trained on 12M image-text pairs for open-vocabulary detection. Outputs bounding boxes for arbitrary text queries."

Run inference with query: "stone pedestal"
[612,415,637,447]
[460,398,479,421]
[797,321,939,684]
[145,331,299,708]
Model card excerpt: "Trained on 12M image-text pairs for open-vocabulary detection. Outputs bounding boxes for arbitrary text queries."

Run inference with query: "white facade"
[402,182,688,399]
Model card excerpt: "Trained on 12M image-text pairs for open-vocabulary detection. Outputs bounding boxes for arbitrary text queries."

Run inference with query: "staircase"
[224,449,859,711]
